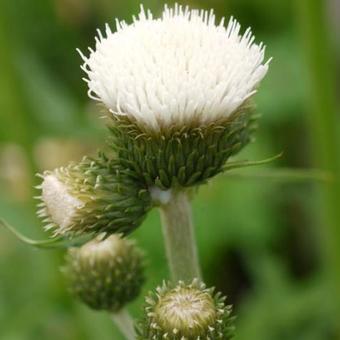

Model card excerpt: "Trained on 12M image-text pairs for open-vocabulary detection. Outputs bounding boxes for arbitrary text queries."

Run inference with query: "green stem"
[297,0,340,319]
[159,191,201,282]
[111,309,136,340]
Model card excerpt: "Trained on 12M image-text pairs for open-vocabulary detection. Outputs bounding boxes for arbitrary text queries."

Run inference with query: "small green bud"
[137,279,235,339]
[109,104,255,190]
[63,234,145,312]
[37,154,151,237]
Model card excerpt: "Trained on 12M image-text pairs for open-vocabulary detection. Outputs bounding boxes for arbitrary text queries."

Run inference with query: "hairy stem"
[160,191,201,282]
[111,309,136,340]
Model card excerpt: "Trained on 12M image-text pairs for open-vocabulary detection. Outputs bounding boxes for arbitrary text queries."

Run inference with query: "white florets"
[40,174,84,232]
[80,4,270,131]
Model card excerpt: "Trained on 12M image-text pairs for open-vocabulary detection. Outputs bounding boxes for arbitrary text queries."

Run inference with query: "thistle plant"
[78,4,269,284]
[0,4,273,339]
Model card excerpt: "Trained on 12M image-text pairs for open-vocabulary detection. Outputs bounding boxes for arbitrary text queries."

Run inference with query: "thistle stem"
[111,309,136,340]
[160,191,201,282]
[297,0,340,321]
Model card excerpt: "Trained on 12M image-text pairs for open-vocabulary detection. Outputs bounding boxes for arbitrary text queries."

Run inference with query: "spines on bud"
[63,234,145,312]
[109,103,255,190]
[137,279,235,339]
[37,154,152,237]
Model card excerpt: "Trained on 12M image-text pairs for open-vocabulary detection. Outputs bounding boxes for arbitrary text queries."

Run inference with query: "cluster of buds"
[32,3,270,339]
[63,236,235,339]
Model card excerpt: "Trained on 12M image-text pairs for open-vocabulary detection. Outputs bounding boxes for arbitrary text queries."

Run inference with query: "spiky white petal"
[41,174,84,231]
[80,4,269,131]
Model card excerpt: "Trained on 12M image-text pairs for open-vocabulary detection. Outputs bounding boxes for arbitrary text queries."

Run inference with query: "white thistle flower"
[79,4,270,131]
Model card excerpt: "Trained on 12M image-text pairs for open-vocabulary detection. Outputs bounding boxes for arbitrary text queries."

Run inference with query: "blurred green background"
[0,0,339,339]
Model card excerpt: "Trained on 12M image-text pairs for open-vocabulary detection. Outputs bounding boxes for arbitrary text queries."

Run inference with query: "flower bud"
[63,234,145,312]
[36,154,151,237]
[138,279,235,339]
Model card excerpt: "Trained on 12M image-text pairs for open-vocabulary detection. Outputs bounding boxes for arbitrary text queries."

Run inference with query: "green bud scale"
[109,104,256,190]
[63,234,145,312]
[37,154,151,237]
[137,279,235,339]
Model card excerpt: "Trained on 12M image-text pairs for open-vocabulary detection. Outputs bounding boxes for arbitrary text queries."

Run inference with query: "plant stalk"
[160,191,201,282]
[296,0,340,321]
[111,309,136,340]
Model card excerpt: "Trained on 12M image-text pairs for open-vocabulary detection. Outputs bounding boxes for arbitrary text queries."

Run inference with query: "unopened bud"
[36,155,151,237]
[63,234,145,312]
[138,279,235,339]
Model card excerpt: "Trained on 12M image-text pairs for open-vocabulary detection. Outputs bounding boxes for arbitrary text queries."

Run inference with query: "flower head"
[79,4,270,190]
[137,279,234,339]
[63,234,145,311]
[80,4,269,131]
[37,155,151,237]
